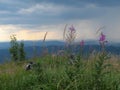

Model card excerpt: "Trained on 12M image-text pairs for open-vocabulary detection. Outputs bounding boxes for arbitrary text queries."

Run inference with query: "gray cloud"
[0,0,120,25]
[0,0,120,41]
[30,0,120,7]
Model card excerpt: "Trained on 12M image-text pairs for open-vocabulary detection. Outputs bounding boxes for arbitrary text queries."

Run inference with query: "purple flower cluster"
[99,32,108,53]
[80,40,84,47]
[99,32,107,44]
[69,25,76,33]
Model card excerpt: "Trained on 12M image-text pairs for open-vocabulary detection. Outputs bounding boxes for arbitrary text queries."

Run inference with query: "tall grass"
[42,32,48,56]
[0,54,120,90]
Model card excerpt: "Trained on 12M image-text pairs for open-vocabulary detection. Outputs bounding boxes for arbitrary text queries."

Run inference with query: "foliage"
[19,41,26,61]
[9,35,19,61]
[92,53,112,90]
[0,54,120,90]
[9,35,26,61]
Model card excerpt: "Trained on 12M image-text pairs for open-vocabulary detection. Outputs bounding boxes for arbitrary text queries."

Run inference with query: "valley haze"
[0,40,120,63]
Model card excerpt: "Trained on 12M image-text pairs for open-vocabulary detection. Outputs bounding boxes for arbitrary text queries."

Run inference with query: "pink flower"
[99,32,106,42]
[69,25,76,32]
[99,32,108,52]
[99,32,108,44]
[80,40,84,47]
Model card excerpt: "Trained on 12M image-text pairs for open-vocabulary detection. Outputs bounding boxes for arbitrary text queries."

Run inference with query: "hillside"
[0,40,120,63]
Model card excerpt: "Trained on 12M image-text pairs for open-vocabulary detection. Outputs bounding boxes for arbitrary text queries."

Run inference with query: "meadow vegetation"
[0,25,120,90]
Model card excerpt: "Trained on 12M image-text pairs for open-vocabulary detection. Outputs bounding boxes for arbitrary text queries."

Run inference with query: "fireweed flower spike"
[65,25,76,54]
[69,25,76,33]
[99,32,105,42]
[80,40,84,47]
[79,40,85,56]
[99,32,107,53]
[99,32,108,43]
[66,25,76,44]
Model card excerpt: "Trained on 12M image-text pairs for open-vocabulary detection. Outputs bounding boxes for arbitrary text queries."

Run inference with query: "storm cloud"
[0,0,120,42]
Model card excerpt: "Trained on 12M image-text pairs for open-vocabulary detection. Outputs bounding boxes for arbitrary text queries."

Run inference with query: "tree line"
[9,35,26,61]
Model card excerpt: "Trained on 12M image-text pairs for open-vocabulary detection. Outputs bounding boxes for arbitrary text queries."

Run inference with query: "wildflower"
[80,40,84,47]
[64,25,76,54]
[79,40,85,57]
[99,32,107,53]
[69,25,76,33]
[99,32,105,41]
[99,32,107,43]
[66,25,76,45]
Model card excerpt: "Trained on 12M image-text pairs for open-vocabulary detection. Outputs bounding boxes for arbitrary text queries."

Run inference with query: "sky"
[0,0,120,42]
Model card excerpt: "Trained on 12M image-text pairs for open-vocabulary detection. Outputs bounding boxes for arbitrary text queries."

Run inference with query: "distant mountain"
[0,42,10,49]
[0,40,65,49]
[0,40,120,63]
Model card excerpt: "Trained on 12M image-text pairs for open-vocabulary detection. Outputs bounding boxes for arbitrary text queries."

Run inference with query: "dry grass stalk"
[42,32,48,56]
[43,32,48,43]
[63,24,67,40]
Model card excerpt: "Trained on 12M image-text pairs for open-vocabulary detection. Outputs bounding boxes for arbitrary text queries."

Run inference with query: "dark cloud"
[0,0,120,25]
[31,0,120,7]
[0,0,120,41]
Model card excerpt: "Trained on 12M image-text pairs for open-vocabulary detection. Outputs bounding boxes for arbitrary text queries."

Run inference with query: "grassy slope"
[0,55,120,90]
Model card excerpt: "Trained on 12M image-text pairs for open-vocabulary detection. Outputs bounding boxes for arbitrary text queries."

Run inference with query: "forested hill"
[0,40,120,63]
